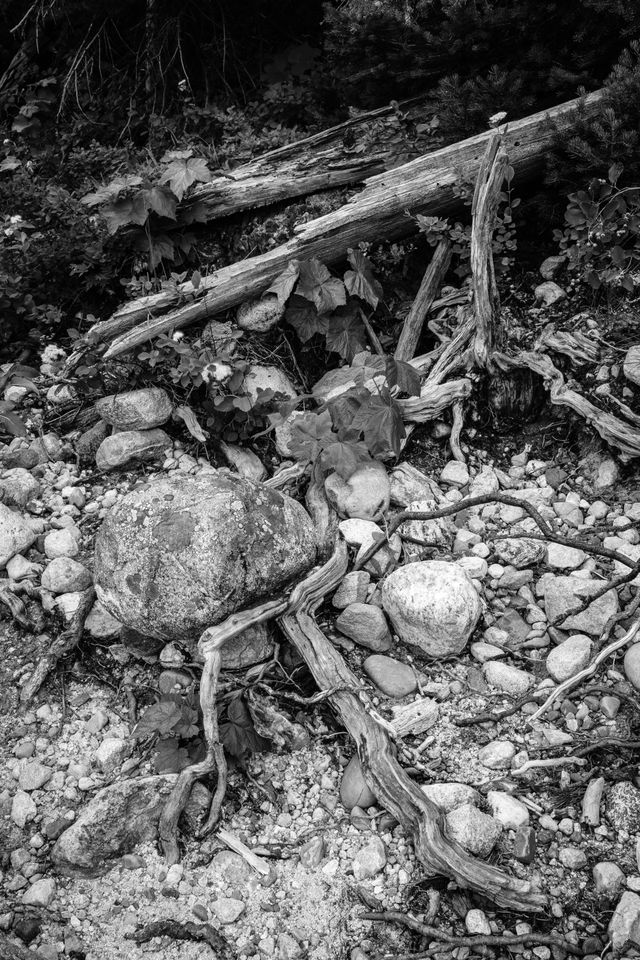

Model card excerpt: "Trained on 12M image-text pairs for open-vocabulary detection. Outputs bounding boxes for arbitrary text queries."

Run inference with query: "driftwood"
[395,238,452,361]
[80,90,604,359]
[185,95,439,222]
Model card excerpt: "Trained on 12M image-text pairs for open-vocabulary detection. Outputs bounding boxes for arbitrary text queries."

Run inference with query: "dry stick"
[449,398,465,462]
[395,238,452,362]
[125,920,234,958]
[527,618,640,724]
[512,756,587,776]
[359,910,582,957]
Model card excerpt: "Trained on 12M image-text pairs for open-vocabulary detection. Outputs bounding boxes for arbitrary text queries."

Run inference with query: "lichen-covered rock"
[95,387,172,431]
[94,474,316,648]
[325,461,390,520]
[242,365,297,405]
[95,429,170,472]
[543,575,618,634]
[221,623,274,670]
[0,503,37,568]
[237,297,285,333]
[381,560,481,657]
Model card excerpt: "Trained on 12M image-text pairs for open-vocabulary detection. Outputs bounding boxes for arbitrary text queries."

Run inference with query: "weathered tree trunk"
[81,90,604,360]
[184,95,438,222]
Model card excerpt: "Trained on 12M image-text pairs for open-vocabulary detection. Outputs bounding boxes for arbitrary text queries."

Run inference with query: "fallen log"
[184,95,439,222]
[85,89,604,359]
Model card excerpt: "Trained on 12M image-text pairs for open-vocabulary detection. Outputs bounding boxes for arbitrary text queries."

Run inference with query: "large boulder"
[381,560,481,657]
[95,387,172,430]
[94,474,316,648]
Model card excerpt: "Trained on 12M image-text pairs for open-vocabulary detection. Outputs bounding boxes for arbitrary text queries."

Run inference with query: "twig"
[395,238,452,362]
[449,398,465,462]
[455,689,545,727]
[512,757,587,776]
[527,618,640,724]
[574,738,640,758]
[126,920,235,958]
[359,910,582,956]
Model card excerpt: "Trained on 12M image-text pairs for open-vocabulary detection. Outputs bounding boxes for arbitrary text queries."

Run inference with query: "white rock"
[543,576,618,634]
[487,791,529,829]
[11,789,37,828]
[546,542,587,570]
[54,591,84,623]
[352,837,387,880]
[593,861,625,897]
[339,518,383,547]
[41,557,92,594]
[623,346,640,387]
[493,537,545,569]
[43,528,79,560]
[608,891,640,954]
[325,461,390,520]
[95,738,131,775]
[534,281,566,306]
[402,498,454,558]
[96,429,171,471]
[470,641,504,662]
[546,635,592,682]
[85,601,122,639]
[389,463,444,507]
[445,804,501,857]
[479,741,516,769]
[595,458,619,492]
[421,782,480,813]
[457,556,488,579]
[483,661,534,695]
[96,387,172,430]
[469,468,499,498]
[624,644,640,692]
[237,297,285,333]
[242,365,297,405]
[539,255,565,280]
[0,503,37,568]
[21,878,56,907]
[214,897,246,924]
[6,555,42,581]
[465,909,492,935]
[381,560,481,657]
[440,461,469,488]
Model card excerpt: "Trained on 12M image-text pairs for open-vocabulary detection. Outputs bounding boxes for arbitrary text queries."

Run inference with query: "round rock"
[363,655,417,698]
[624,643,640,692]
[41,557,92,594]
[546,634,592,682]
[325,461,390,521]
[95,387,172,430]
[381,560,481,657]
[94,474,316,648]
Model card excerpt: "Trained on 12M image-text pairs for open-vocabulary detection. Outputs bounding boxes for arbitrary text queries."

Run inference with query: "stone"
[13,918,41,944]
[299,836,325,868]
[363,655,417,698]
[340,756,377,810]
[559,846,587,869]
[470,641,504,662]
[534,281,566,306]
[76,420,110,465]
[210,850,253,885]
[465,909,492,935]
[0,503,37,567]
[593,862,625,897]
[487,791,529,829]
[543,576,618,634]
[0,468,40,510]
[483,661,534,695]
[95,428,171,471]
[221,623,274,670]
[624,346,640,387]
[469,467,500,498]
[325,461,390,520]
[243,365,297,405]
[479,741,516,769]
[609,891,640,955]
[85,601,122,639]
[41,557,92,594]
[445,804,501,857]
[21,878,56,907]
[493,537,545,569]
[607,782,640,833]
[336,603,391,651]
[18,760,52,791]
[237,297,285,333]
[94,474,316,649]
[332,572,370,609]
[6,555,41,581]
[539,255,565,280]
[513,825,536,863]
[95,738,131,775]
[381,560,481,658]
[595,458,619,492]
[402,498,454,558]
[274,410,306,458]
[11,790,37,828]
[421,782,480,813]
[352,837,386,880]
[440,461,469,488]
[52,774,179,875]
[624,644,640,692]
[546,542,587,570]
[546,635,592,682]
[213,898,245,924]
[389,463,443,507]
[43,528,79,560]
[96,387,172,430]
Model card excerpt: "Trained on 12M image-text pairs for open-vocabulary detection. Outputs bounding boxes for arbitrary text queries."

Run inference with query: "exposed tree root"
[125,920,235,957]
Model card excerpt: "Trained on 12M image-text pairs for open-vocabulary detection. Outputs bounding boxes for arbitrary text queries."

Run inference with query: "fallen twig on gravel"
[512,756,587,776]
[527,618,640,724]
[455,689,546,727]
[360,909,583,956]
[126,920,235,957]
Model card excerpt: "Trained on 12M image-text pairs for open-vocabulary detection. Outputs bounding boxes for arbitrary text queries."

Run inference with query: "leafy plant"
[555,163,640,293]
[132,692,202,774]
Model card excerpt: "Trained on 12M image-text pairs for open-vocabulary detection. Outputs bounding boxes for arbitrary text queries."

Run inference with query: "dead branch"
[395,239,452,362]
[126,920,235,957]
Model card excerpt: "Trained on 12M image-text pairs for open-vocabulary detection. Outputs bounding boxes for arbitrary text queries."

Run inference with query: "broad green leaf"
[296,259,346,314]
[320,440,369,479]
[325,309,367,361]
[175,404,209,442]
[365,401,405,458]
[288,409,333,461]
[159,157,212,201]
[132,700,183,740]
[264,260,300,304]
[81,175,143,207]
[153,738,190,773]
[285,296,329,342]
[220,697,269,762]
[102,195,149,233]
[144,186,177,220]
[385,356,421,397]
[344,249,383,308]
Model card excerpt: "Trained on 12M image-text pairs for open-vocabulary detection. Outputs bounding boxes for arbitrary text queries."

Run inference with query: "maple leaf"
[320,440,369,479]
[81,174,144,207]
[264,260,300,304]
[385,356,421,397]
[132,700,183,740]
[288,409,334,461]
[325,308,367,361]
[328,384,372,441]
[101,195,149,234]
[143,186,177,220]
[344,249,384,308]
[220,697,269,763]
[348,391,405,458]
[296,259,346,314]
[153,738,191,773]
[285,295,329,342]
[159,157,212,201]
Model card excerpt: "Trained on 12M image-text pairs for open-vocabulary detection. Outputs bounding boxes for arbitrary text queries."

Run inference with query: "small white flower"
[172,331,184,341]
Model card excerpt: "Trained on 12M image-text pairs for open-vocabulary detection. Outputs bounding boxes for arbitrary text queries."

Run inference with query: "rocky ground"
[2,353,640,960]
